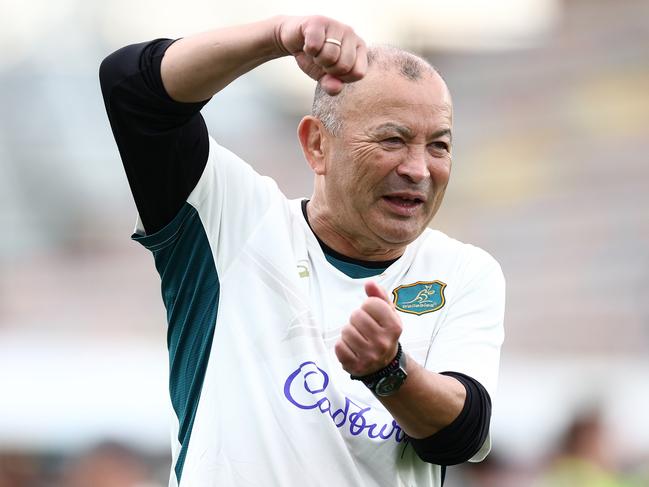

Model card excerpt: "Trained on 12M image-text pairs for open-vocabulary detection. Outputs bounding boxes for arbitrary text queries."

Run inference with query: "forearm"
[378,356,466,438]
[336,281,493,463]
[161,17,288,102]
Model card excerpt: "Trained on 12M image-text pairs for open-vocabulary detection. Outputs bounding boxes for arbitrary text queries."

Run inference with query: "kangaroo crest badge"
[392,281,447,315]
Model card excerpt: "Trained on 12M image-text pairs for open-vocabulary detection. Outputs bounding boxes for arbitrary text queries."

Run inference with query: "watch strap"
[350,342,404,389]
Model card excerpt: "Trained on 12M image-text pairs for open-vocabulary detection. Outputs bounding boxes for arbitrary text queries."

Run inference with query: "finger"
[296,53,343,95]
[361,296,402,334]
[353,41,368,80]
[340,323,370,353]
[294,52,326,82]
[334,338,357,369]
[349,308,381,340]
[313,29,344,68]
[361,296,393,318]
[316,40,365,94]
[335,41,367,83]
[348,308,399,366]
[302,20,327,57]
[365,281,390,302]
[325,33,356,78]
[319,73,344,95]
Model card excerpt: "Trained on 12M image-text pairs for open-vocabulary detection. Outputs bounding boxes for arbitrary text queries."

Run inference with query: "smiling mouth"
[383,196,423,206]
[381,196,425,215]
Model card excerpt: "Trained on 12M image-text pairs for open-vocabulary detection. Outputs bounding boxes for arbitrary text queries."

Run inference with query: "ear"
[297,116,327,175]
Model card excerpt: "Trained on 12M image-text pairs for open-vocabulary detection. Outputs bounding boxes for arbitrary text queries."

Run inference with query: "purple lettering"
[330,398,351,428]
[283,361,404,443]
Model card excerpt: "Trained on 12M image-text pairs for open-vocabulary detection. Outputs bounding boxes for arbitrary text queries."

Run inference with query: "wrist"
[271,15,306,56]
[350,343,408,397]
[254,16,291,60]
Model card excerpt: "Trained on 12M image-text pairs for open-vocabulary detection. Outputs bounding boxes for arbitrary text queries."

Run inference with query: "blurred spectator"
[535,410,636,487]
[0,452,44,487]
[624,456,649,487]
[57,441,160,487]
[451,451,536,487]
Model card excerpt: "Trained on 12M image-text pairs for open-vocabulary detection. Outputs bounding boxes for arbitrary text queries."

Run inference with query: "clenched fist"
[275,15,368,95]
[335,281,403,377]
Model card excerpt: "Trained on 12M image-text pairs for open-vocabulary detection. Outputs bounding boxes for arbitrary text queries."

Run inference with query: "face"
[321,68,453,250]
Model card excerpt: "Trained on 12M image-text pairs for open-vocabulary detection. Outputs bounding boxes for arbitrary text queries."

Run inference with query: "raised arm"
[161,15,367,102]
[99,16,367,234]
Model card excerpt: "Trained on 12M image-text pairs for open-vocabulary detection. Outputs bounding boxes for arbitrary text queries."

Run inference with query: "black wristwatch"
[350,343,408,397]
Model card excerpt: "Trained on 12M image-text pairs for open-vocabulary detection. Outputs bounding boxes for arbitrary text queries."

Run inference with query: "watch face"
[374,370,407,397]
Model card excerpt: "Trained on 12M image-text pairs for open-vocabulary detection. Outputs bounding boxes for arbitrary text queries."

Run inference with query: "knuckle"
[303,43,320,56]
[376,339,390,355]
[305,15,323,29]
[334,340,346,358]
[368,299,388,317]
[308,65,324,79]
[391,321,403,337]
[362,296,381,311]
[348,66,364,80]
[394,323,403,339]
[349,308,364,324]
[341,25,354,37]
[379,299,394,313]
[312,15,329,25]
[335,61,353,73]
[319,53,339,67]
[340,325,353,341]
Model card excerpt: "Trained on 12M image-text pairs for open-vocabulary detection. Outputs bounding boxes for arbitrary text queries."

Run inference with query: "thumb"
[294,54,344,95]
[365,281,391,303]
[318,74,344,95]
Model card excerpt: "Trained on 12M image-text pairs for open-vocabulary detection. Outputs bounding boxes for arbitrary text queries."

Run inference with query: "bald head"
[312,46,447,136]
[298,44,454,258]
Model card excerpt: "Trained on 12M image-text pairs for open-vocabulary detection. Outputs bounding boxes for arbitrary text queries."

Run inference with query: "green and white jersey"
[133,138,505,487]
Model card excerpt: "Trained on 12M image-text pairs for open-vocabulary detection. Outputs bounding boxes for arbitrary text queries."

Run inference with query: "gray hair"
[311,45,441,136]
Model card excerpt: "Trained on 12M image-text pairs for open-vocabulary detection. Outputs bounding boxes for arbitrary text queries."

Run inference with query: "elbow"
[98,42,147,99]
[98,48,125,101]
[410,434,489,466]
[410,372,492,466]
[98,55,113,97]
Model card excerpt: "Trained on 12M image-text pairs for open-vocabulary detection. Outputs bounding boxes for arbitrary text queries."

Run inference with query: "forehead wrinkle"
[339,74,453,140]
[435,102,453,114]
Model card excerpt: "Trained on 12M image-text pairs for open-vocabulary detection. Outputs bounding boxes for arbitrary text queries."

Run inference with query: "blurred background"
[1,0,648,485]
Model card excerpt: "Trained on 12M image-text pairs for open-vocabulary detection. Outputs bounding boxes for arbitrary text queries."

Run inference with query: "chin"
[376,223,423,246]
[371,204,435,242]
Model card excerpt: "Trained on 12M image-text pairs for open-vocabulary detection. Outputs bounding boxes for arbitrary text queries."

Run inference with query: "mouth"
[381,194,426,216]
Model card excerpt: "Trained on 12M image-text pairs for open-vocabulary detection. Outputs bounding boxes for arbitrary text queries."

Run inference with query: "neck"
[304,199,405,262]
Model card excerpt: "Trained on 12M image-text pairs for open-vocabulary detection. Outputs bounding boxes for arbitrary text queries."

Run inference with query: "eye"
[380,137,405,148]
[428,141,450,153]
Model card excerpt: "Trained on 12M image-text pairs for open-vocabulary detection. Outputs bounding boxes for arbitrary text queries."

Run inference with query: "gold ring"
[324,38,342,47]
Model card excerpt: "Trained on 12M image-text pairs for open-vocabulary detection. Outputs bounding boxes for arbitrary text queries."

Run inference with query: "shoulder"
[414,228,504,284]
[191,135,283,202]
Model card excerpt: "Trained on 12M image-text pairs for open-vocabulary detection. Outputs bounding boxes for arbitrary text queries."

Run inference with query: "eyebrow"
[372,123,453,142]
[373,123,414,138]
[432,128,453,143]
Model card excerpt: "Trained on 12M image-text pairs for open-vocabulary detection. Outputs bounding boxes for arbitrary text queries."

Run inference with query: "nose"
[395,146,430,184]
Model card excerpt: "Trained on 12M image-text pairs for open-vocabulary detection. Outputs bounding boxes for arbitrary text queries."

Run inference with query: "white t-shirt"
[134,137,505,487]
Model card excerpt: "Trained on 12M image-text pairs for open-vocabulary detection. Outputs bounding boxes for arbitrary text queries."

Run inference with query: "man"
[100,15,504,487]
